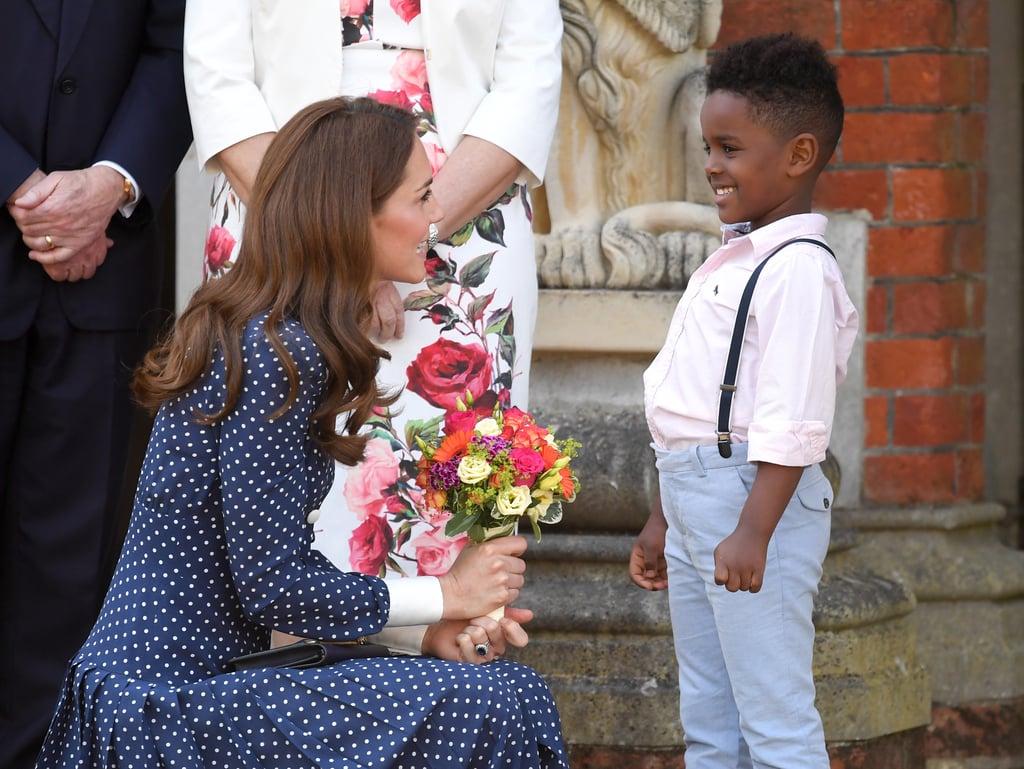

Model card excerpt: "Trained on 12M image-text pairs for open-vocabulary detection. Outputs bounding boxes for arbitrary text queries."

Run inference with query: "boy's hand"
[713,525,770,592]
[629,500,669,591]
[713,461,804,593]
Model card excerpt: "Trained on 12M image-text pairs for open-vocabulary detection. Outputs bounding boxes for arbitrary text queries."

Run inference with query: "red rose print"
[348,515,393,575]
[418,90,433,116]
[204,225,235,272]
[390,0,421,24]
[368,89,414,112]
[406,339,492,411]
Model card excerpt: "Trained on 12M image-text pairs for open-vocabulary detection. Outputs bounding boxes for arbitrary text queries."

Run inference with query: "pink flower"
[343,438,400,520]
[349,515,393,576]
[406,339,493,411]
[390,0,421,24]
[510,447,546,486]
[443,409,479,435]
[391,50,428,101]
[411,528,467,576]
[421,507,452,527]
[204,226,235,272]
[339,0,370,15]
[423,142,447,175]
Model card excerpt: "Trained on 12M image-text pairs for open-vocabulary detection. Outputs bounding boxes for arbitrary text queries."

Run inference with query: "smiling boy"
[630,34,860,768]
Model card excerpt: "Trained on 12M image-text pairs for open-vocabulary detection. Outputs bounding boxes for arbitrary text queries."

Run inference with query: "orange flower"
[538,442,561,469]
[511,423,548,450]
[559,468,577,500]
[500,407,534,439]
[424,486,448,511]
[432,430,473,463]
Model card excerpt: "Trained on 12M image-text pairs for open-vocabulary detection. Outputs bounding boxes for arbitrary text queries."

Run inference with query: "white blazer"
[184,0,563,186]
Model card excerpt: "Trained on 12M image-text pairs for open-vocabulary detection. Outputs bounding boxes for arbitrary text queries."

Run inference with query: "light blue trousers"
[656,443,832,769]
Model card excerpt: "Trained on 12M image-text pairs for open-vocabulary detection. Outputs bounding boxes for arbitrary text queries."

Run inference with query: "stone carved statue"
[537,0,723,289]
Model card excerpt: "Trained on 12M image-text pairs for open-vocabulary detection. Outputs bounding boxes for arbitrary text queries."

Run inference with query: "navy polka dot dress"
[35,316,568,769]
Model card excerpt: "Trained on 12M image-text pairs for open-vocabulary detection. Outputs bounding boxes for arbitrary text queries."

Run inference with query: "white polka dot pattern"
[35,315,568,769]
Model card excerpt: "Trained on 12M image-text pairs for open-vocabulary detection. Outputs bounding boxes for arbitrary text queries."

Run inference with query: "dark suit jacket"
[0,0,193,338]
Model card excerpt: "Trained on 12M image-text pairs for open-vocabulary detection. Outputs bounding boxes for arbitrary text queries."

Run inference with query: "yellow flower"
[496,485,532,517]
[530,488,554,521]
[538,470,562,491]
[457,455,492,485]
[475,417,501,436]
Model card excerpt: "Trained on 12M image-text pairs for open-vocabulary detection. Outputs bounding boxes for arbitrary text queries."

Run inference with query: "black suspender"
[716,238,836,459]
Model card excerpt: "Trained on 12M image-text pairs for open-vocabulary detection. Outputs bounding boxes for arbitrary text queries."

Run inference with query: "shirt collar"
[720,213,829,254]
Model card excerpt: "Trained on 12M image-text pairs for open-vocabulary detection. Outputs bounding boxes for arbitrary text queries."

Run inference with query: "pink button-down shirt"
[644,213,859,467]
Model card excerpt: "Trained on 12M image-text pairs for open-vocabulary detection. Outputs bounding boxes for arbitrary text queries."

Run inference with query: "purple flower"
[472,435,510,458]
[430,459,461,490]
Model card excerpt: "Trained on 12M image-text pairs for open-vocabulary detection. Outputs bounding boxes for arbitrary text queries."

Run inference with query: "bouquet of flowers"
[414,401,581,543]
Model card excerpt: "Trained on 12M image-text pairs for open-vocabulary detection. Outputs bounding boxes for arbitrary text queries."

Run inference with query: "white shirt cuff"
[370,625,428,656]
[93,161,141,218]
[384,576,443,626]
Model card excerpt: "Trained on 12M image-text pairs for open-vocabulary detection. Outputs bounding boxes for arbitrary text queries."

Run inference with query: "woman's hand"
[368,281,406,342]
[438,536,527,620]
[422,607,533,663]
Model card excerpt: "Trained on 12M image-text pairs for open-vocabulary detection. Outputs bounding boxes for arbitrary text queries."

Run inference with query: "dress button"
[58,77,77,94]
[306,509,321,524]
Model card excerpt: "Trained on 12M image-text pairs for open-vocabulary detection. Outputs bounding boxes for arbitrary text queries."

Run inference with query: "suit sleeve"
[91,0,192,214]
[460,0,563,186]
[0,129,40,202]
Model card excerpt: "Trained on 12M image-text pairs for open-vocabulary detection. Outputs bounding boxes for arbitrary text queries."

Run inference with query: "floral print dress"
[202,0,538,579]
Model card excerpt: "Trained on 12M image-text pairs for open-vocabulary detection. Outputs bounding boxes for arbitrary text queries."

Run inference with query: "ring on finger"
[44,234,55,250]
[474,640,490,657]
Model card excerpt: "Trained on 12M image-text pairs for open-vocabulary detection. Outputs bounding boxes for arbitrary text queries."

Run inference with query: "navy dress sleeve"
[215,318,391,639]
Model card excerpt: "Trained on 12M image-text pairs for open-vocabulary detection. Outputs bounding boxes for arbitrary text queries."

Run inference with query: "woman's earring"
[427,222,439,250]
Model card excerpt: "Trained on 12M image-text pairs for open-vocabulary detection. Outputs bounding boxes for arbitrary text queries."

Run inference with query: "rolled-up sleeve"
[747,250,840,466]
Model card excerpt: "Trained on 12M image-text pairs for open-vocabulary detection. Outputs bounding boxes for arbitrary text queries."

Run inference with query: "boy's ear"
[787,133,819,177]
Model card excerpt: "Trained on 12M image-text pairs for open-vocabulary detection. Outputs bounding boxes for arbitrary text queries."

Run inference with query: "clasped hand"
[7,166,123,282]
[427,536,530,663]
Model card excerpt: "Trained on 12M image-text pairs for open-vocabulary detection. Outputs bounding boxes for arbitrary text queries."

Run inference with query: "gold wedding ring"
[44,234,54,250]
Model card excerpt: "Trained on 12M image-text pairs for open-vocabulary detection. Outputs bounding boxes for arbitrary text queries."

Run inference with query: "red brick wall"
[715,0,989,504]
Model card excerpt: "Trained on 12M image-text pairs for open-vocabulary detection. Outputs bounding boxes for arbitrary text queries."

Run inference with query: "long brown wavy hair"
[133,97,418,466]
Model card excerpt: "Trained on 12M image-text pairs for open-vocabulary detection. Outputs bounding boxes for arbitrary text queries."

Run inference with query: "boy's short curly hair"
[707,33,844,163]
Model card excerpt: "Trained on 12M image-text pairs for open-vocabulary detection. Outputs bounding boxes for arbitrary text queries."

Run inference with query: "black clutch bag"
[225,637,392,672]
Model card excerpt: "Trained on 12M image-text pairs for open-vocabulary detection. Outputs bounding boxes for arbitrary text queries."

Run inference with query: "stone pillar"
[835,504,1024,766]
